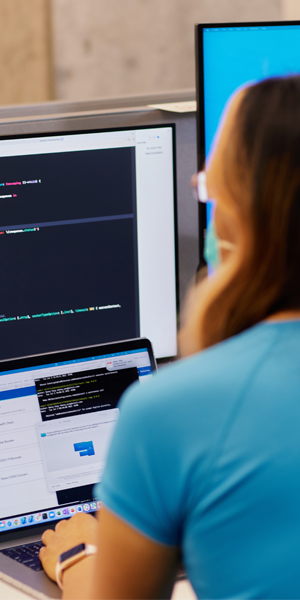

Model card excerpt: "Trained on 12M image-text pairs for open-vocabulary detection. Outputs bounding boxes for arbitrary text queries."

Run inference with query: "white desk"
[172,580,197,600]
[0,578,197,599]
[0,579,33,599]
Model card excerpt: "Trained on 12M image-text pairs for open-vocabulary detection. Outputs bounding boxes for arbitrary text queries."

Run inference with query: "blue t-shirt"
[95,321,300,599]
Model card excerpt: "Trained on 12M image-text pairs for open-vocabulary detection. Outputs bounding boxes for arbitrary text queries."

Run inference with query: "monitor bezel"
[0,123,179,362]
[195,20,300,267]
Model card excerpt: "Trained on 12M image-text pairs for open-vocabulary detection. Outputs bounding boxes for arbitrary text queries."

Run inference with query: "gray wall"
[0,0,291,107]
[52,0,282,101]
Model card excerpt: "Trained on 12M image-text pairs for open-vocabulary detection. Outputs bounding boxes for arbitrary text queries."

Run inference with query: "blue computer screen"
[202,23,300,230]
[204,24,300,157]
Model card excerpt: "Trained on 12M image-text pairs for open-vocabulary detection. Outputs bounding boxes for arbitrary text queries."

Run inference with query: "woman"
[40,77,300,599]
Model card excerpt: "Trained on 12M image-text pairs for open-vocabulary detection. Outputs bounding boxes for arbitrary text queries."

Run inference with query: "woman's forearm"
[62,555,98,600]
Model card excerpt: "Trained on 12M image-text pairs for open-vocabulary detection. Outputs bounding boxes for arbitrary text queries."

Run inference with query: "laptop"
[0,337,156,598]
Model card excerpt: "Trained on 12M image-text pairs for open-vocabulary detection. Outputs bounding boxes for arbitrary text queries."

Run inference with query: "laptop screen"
[0,340,154,534]
[0,124,178,361]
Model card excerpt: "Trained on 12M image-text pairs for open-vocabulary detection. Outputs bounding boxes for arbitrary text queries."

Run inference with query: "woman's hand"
[40,506,178,599]
[39,512,99,582]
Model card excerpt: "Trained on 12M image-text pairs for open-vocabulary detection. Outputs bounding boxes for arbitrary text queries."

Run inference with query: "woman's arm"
[40,508,179,600]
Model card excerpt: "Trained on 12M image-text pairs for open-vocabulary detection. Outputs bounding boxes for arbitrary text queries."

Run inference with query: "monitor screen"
[0,125,178,360]
[196,21,300,264]
[0,339,155,534]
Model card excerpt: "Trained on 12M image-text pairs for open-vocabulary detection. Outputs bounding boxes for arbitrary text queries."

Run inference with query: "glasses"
[192,171,235,254]
[192,171,209,203]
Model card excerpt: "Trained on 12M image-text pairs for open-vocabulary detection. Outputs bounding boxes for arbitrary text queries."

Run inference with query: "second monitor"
[196,20,300,266]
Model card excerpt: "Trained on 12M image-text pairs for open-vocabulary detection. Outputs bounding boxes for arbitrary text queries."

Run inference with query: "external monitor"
[0,124,178,361]
[195,21,300,266]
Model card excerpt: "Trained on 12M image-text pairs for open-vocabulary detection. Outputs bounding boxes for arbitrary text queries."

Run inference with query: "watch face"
[60,543,85,563]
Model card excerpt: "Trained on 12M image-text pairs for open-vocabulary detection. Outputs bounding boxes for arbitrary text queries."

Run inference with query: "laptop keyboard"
[1,541,44,571]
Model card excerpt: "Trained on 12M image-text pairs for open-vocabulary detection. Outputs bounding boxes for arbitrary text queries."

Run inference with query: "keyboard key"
[1,541,44,571]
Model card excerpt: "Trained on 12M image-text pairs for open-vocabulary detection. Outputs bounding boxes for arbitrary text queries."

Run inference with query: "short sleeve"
[95,377,183,546]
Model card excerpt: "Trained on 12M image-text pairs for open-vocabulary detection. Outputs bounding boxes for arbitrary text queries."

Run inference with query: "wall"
[52,0,282,101]
[0,0,291,107]
[0,0,53,106]
[282,0,300,18]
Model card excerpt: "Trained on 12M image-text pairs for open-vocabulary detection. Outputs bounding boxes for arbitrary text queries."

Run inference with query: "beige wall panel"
[0,0,53,106]
[282,0,300,19]
[52,0,281,100]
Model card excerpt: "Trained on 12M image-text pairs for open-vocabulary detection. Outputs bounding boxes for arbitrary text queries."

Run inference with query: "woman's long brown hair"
[181,77,300,354]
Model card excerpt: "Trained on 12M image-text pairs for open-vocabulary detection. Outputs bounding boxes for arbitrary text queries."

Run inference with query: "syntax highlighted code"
[0,304,121,323]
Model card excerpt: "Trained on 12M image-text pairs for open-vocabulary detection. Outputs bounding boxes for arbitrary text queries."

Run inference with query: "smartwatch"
[55,543,97,590]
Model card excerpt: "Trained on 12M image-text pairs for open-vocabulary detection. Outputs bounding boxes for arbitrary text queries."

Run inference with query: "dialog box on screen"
[37,409,119,493]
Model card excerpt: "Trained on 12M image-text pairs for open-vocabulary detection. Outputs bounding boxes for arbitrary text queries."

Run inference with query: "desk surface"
[0,577,197,599]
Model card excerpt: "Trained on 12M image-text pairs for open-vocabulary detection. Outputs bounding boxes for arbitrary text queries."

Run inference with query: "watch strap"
[55,543,97,590]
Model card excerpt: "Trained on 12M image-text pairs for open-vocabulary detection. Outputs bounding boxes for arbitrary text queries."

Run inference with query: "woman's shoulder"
[127,321,281,399]
[119,320,288,431]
